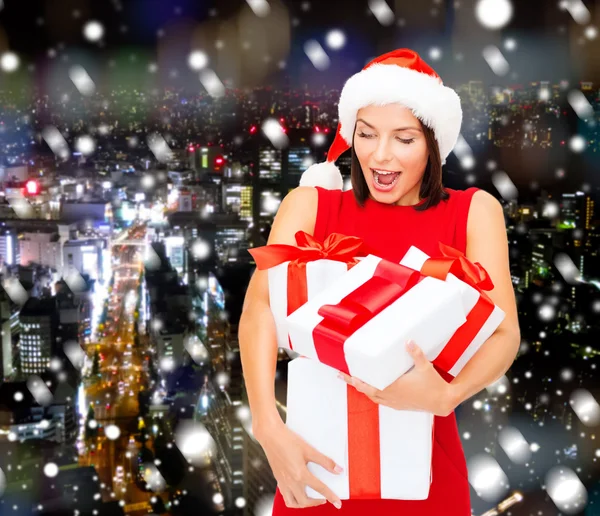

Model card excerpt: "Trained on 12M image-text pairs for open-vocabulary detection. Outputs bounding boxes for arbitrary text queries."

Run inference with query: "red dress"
[272,186,479,515]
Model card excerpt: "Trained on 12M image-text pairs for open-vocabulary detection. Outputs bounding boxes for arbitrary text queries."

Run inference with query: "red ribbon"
[248,231,368,349]
[313,260,423,375]
[310,259,423,499]
[313,244,495,497]
[420,242,496,374]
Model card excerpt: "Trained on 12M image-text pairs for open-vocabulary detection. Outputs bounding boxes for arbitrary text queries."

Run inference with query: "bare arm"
[238,186,319,439]
[448,189,521,406]
[337,189,521,419]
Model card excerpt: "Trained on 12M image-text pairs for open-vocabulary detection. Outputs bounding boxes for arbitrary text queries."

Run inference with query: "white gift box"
[286,357,434,500]
[399,246,506,377]
[286,255,467,390]
[268,259,350,351]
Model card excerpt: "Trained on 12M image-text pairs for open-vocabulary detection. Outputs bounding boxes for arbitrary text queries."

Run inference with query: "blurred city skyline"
[1,1,600,515]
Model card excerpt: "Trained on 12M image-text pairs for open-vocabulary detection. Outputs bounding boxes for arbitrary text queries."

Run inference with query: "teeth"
[374,171,400,188]
[373,169,400,175]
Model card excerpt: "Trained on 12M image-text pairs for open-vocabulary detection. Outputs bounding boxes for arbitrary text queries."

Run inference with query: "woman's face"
[353,104,429,206]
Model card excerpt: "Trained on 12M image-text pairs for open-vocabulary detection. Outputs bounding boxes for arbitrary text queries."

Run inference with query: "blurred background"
[0,0,600,515]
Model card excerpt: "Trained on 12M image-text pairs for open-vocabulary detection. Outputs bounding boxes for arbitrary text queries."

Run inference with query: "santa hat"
[299,48,462,190]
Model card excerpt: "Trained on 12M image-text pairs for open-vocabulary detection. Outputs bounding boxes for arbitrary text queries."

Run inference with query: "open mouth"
[371,169,401,191]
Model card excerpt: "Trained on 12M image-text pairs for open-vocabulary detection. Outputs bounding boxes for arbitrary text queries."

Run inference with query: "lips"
[371,168,401,191]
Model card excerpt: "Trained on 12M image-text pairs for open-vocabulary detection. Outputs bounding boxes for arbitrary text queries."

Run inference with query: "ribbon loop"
[312,260,423,375]
[421,242,495,293]
[318,276,406,334]
[248,230,368,270]
[420,243,497,375]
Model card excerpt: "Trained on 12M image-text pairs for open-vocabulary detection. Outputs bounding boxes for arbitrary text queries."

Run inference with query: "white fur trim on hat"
[299,161,344,190]
[337,63,462,161]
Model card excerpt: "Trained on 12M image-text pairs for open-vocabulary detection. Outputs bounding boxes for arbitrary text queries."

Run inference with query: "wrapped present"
[286,255,467,390]
[247,231,368,352]
[399,243,506,377]
[286,357,434,500]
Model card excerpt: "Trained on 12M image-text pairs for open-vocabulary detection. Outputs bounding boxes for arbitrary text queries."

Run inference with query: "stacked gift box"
[249,231,505,500]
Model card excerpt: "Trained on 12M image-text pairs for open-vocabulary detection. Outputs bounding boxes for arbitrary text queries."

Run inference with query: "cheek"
[400,144,428,169]
[353,140,371,165]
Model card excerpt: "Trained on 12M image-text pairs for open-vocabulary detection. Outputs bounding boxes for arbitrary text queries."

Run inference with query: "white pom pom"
[298,161,343,190]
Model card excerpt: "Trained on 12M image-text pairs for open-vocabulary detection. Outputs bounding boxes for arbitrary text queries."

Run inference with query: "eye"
[357,132,375,139]
[396,138,415,144]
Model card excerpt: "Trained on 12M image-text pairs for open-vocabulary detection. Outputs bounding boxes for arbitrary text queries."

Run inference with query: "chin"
[369,189,400,204]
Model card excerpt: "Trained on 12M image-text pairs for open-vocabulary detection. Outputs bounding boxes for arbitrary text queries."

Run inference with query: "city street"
[78,225,157,514]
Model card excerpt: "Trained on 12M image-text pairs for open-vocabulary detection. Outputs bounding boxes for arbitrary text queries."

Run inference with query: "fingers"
[350,378,380,398]
[294,491,328,508]
[337,372,381,398]
[284,487,327,509]
[307,447,344,476]
[301,447,344,508]
[280,486,299,508]
[304,476,342,509]
[405,339,429,368]
[337,371,352,383]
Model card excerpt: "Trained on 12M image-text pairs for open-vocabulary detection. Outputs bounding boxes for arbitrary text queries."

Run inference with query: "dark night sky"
[1,0,598,89]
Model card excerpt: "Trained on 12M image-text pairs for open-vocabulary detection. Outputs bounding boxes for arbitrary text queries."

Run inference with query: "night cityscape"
[1,1,600,515]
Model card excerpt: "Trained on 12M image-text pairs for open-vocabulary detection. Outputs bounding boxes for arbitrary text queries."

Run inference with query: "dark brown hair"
[350,119,449,211]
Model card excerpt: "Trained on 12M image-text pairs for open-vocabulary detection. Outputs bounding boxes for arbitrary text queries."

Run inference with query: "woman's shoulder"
[444,186,480,202]
[445,186,501,214]
[271,187,319,244]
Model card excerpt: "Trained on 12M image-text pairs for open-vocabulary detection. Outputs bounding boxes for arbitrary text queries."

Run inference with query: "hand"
[338,340,457,417]
[257,418,344,510]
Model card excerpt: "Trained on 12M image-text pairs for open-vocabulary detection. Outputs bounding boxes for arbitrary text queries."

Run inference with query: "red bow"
[247,231,368,351]
[421,242,496,374]
[421,242,494,293]
[313,260,423,375]
[248,231,367,270]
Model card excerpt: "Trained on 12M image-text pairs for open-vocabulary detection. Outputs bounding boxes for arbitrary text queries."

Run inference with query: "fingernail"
[334,465,344,474]
[334,501,342,509]
[406,340,416,351]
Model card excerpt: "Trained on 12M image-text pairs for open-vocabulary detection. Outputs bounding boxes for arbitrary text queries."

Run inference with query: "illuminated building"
[259,149,282,181]
[286,146,312,187]
[18,298,59,376]
[240,186,253,222]
[63,239,107,282]
[0,288,18,379]
[19,230,62,272]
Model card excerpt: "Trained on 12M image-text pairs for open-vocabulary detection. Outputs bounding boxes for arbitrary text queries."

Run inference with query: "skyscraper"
[18,298,59,376]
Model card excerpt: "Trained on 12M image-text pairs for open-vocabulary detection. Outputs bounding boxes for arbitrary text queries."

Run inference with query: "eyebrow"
[356,118,422,132]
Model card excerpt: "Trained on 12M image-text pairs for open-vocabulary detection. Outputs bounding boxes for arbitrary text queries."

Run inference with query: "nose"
[372,137,393,164]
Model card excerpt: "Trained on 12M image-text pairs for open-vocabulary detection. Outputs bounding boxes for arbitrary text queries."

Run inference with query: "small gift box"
[399,243,506,377]
[247,231,368,352]
[286,357,434,500]
[286,255,467,390]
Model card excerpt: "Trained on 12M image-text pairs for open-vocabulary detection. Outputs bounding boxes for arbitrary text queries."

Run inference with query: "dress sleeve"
[453,187,479,254]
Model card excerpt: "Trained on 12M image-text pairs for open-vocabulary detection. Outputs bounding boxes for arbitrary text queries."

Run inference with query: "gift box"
[399,243,506,377]
[286,357,434,500]
[286,254,468,390]
[248,231,368,352]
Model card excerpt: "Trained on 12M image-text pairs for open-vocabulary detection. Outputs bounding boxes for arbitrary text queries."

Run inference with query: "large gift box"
[286,254,468,390]
[286,357,434,500]
[399,243,506,377]
[247,231,368,352]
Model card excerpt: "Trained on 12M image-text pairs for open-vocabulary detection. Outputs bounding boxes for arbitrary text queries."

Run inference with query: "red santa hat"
[299,48,463,190]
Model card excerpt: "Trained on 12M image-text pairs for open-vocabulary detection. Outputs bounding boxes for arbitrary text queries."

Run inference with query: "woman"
[239,48,520,514]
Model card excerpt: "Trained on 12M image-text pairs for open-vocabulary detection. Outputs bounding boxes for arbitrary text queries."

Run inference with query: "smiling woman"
[350,104,448,209]
[241,48,520,516]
